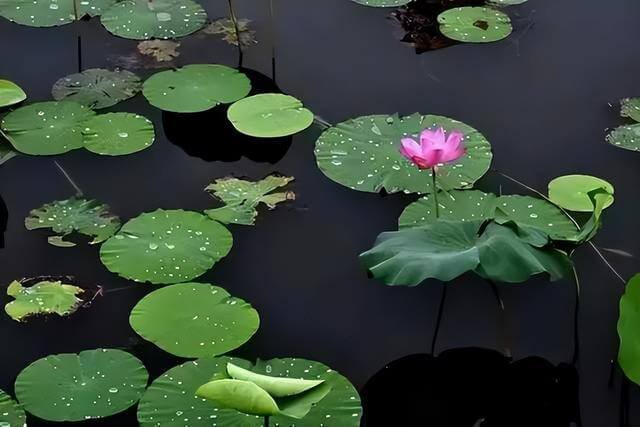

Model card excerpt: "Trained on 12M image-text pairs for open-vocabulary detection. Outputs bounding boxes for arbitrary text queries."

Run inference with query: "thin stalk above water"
[227,0,244,67]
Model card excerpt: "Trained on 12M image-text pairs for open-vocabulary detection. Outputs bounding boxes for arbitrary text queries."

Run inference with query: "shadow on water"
[163,67,293,163]
[361,348,581,427]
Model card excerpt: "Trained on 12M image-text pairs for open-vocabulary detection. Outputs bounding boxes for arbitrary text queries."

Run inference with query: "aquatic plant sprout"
[399,126,466,170]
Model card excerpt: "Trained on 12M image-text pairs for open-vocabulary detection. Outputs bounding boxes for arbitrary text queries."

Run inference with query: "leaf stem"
[431,167,439,218]
[226,0,243,67]
[264,416,270,427]
[487,280,511,357]
[269,0,276,81]
[571,264,581,366]
[54,160,83,197]
[430,284,447,355]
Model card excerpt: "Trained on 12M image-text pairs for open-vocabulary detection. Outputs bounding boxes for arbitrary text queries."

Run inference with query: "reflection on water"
[362,348,580,427]
[163,67,293,163]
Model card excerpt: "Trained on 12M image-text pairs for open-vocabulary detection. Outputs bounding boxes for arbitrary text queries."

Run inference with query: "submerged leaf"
[618,274,640,385]
[205,175,295,225]
[5,279,84,321]
[137,39,181,62]
[0,79,26,107]
[51,68,142,109]
[203,18,257,47]
[25,197,120,247]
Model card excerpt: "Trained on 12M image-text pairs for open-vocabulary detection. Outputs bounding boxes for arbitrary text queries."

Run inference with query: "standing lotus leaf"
[360,220,572,286]
[438,7,512,43]
[548,175,614,212]
[100,209,233,284]
[142,64,251,113]
[0,79,26,107]
[129,282,259,358]
[0,141,17,165]
[315,113,492,194]
[0,389,25,426]
[205,175,295,225]
[138,357,362,426]
[25,197,120,247]
[1,101,95,155]
[82,112,155,155]
[5,279,84,321]
[227,93,314,138]
[618,274,640,385]
[101,0,207,40]
[52,69,142,109]
[14,349,148,422]
[0,0,116,27]
[350,0,411,7]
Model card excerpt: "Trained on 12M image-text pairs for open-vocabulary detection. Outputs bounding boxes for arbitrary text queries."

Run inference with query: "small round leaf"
[548,175,614,212]
[438,7,512,43]
[82,112,155,156]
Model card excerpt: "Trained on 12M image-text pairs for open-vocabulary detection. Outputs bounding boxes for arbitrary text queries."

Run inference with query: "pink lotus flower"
[399,127,466,170]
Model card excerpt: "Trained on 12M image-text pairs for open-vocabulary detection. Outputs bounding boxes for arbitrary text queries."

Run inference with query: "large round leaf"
[15,349,148,422]
[315,113,493,194]
[399,190,497,229]
[129,282,259,358]
[350,0,411,7]
[0,79,26,107]
[100,209,233,284]
[547,175,614,212]
[438,7,512,43]
[606,123,640,152]
[0,389,26,426]
[82,112,155,155]
[100,0,207,40]
[138,357,362,427]
[0,101,95,155]
[227,93,314,138]
[52,68,141,109]
[0,0,116,27]
[618,274,640,385]
[143,64,251,113]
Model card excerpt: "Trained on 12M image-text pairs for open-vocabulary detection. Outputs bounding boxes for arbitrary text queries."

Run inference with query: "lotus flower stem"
[264,416,270,427]
[269,0,276,81]
[486,280,511,357]
[226,0,243,67]
[430,284,446,355]
[431,167,439,218]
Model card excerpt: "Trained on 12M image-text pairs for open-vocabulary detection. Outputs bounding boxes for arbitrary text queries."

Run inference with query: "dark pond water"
[1,0,640,425]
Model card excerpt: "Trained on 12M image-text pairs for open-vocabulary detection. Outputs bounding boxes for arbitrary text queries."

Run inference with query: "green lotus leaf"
[205,175,295,225]
[5,279,84,321]
[487,0,528,5]
[196,379,280,416]
[618,274,640,385]
[606,123,640,152]
[571,189,610,244]
[548,174,614,212]
[360,220,572,286]
[350,0,411,6]
[15,349,148,422]
[399,190,497,229]
[0,388,25,426]
[315,113,492,194]
[101,0,207,40]
[82,112,155,155]
[438,7,512,43]
[138,358,362,426]
[620,97,640,122]
[0,79,26,107]
[227,93,314,138]
[51,68,141,109]
[226,362,324,398]
[25,197,120,247]
[129,282,259,358]
[0,0,116,27]
[100,209,233,284]
[143,64,251,113]
[0,140,17,165]
[0,100,96,155]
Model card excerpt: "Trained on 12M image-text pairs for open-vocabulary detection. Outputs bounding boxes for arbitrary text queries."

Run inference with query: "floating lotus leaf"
[618,274,640,385]
[25,197,120,247]
[0,0,116,27]
[350,0,411,6]
[82,112,155,155]
[487,0,528,5]
[606,123,640,152]
[438,7,512,43]
[51,68,141,109]
[360,220,572,286]
[143,64,251,113]
[100,209,233,284]
[15,349,148,422]
[0,100,96,155]
[315,113,492,194]
[138,357,362,426]
[129,282,259,358]
[0,389,25,426]
[205,175,295,225]
[548,175,614,212]
[399,190,497,229]
[137,39,181,62]
[0,79,26,107]
[227,93,314,138]
[620,97,640,122]
[5,279,84,321]
[101,0,207,40]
